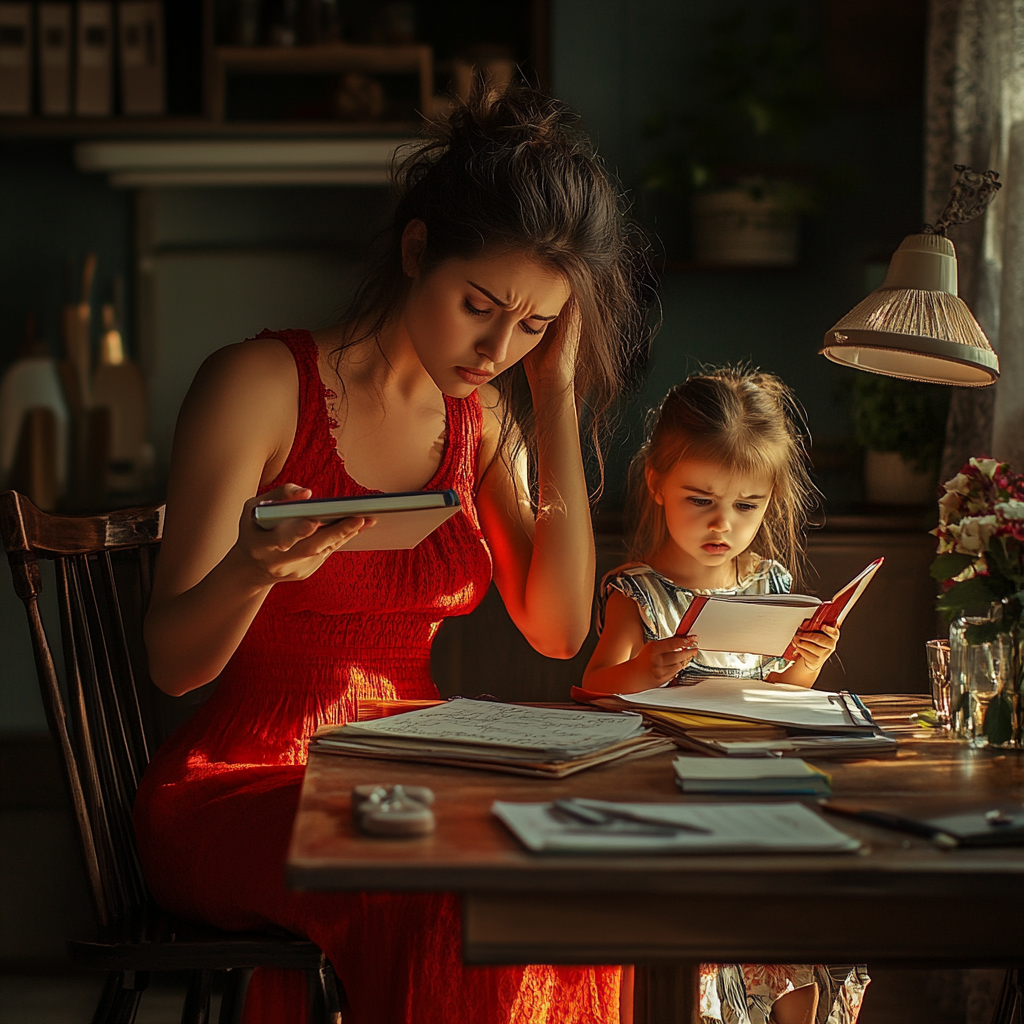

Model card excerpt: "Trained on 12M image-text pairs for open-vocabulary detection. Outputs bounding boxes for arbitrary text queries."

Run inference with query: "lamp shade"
[820,233,999,387]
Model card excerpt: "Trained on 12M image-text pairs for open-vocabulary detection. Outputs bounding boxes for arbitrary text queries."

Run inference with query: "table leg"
[633,961,700,1024]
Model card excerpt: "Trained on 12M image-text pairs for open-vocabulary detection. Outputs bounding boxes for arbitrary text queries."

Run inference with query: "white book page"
[616,677,856,730]
[340,505,461,551]
[689,598,820,655]
[340,701,644,754]
[492,800,860,854]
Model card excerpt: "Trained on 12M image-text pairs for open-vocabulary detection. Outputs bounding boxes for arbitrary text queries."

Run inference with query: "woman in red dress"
[134,86,650,1023]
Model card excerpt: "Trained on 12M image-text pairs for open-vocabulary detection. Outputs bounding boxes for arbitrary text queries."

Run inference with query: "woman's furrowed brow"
[467,281,558,320]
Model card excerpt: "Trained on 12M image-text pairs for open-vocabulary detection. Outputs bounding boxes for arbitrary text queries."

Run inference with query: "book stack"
[576,678,897,759]
[310,699,674,778]
[673,756,832,795]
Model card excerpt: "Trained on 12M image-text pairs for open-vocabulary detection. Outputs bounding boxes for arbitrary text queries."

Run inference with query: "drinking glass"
[948,610,1012,747]
[925,639,951,731]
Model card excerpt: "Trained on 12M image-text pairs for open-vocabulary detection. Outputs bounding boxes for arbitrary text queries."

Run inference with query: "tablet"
[252,489,462,551]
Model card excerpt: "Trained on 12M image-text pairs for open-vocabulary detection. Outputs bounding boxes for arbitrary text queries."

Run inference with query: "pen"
[552,799,712,835]
[818,800,958,848]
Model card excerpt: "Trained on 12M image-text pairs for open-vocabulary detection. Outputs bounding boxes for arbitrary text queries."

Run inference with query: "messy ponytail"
[336,80,654,501]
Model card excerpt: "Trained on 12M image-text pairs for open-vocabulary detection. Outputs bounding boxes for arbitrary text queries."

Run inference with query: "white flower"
[995,500,1024,521]
[944,472,972,495]
[938,489,961,524]
[971,458,1000,478]
[956,515,999,553]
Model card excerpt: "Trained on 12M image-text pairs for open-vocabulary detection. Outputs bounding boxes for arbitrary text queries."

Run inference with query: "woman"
[135,85,650,1024]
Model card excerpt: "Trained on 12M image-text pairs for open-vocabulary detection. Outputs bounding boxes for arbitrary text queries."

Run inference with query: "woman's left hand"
[522,297,581,395]
[790,624,840,672]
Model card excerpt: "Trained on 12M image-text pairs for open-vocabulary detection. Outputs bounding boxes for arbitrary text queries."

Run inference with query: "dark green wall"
[551,0,925,508]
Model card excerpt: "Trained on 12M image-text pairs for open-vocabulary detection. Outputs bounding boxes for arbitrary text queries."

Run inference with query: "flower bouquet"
[930,457,1024,745]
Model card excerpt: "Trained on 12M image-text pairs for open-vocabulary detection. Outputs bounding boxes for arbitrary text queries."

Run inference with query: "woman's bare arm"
[144,340,371,696]
[474,307,595,658]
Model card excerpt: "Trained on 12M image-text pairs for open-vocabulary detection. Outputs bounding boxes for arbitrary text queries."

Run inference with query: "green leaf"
[983,693,1014,746]
[965,621,1004,645]
[930,553,975,582]
[936,577,999,620]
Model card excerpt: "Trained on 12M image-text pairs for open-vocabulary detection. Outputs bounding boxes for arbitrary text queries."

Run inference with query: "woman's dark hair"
[626,366,820,587]
[336,81,653,500]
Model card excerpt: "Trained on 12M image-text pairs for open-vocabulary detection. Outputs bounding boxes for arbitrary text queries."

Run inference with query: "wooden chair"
[0,490,343,1024]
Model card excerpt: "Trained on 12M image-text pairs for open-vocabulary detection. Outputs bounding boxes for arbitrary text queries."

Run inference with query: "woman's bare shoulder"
[182,338,297,418]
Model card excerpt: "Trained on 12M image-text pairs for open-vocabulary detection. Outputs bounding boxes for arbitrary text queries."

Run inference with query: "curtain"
[926,0,1024,479]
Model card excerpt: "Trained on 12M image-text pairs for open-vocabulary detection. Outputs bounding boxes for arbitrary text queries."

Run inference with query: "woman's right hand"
[235,483,375,584]
[633,633,699,686]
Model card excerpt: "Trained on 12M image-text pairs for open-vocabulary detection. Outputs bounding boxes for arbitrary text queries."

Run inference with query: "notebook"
[672,558,884,658]
[673,756,832,794]
[310,699,674,778]
[493,799,861,854]
[252,489,461,551]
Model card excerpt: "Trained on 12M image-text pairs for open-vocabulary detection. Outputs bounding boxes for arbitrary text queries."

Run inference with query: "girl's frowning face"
[401,224,571,397]
[648,458,772,578]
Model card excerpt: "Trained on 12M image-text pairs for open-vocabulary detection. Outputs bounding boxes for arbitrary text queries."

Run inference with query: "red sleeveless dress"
[133,330,621,1024]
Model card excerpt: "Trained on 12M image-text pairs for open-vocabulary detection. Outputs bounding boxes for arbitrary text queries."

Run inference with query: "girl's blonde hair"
[626,366,819,586]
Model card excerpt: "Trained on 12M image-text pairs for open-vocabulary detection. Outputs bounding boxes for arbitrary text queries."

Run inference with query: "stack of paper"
[493,799,861,854]
[673,756,831,795]
[579,678,897,758]
[310,699,673,778]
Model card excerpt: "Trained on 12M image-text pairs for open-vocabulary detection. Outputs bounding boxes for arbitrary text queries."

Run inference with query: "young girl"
[584,368,869,1024]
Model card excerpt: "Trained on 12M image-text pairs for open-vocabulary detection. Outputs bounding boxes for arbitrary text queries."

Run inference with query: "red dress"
[133,330,621,1024]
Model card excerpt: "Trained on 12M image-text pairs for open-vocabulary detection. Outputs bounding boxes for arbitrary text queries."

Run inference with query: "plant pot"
[863,450,936,504]
[691,188,799,266]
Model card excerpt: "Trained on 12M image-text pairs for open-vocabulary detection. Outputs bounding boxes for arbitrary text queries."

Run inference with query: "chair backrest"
[0,489,165,940]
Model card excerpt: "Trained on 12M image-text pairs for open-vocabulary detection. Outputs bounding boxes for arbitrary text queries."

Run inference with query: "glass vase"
[948,605,1020,747]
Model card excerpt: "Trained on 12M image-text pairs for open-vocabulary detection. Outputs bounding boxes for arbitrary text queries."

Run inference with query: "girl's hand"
[789,624,840,672]
[634,634,699,687]
[522,297,580,395]
[236,483,375,584]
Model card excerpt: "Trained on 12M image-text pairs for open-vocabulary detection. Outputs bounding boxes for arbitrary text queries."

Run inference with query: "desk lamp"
[821,166,1002,387]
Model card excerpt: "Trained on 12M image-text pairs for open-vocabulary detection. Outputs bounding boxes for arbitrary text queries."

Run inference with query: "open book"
[673,558,883,659]
[252,488,461,551]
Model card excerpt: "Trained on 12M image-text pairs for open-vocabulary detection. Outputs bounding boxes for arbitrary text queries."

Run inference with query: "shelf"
[74,136,414,187]
[0,117,420,140]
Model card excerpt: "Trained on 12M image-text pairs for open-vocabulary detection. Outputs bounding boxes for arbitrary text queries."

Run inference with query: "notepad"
[493,799,861,854]
[310,700,674,778]
[673,756,831,795]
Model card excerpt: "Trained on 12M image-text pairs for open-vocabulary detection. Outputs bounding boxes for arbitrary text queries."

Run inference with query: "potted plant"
[642,6,832,266]
[851,374,950,504]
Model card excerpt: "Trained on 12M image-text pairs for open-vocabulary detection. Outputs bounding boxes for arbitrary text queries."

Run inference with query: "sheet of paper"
[492,799,861,854]
[615,677,859,730]
[689,598,819,655]
[339,700,645,756]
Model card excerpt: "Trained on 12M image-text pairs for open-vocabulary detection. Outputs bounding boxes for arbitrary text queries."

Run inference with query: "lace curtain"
[926,0,1024,479]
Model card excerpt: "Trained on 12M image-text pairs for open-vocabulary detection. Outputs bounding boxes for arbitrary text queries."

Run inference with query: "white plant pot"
[691,188,799,266]
[864,450,936,505]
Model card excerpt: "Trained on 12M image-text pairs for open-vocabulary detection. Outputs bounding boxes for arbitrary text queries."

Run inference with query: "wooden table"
[287,735,1024,1023]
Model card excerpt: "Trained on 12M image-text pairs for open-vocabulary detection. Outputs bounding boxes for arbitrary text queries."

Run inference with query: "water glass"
[948,612,1013,747]
[925,639,951,730]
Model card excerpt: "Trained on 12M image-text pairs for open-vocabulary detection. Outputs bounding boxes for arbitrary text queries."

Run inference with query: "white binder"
[38,3,73,116]
[0,3,32,116]
[118,0,163,115]
[75,1,112,116]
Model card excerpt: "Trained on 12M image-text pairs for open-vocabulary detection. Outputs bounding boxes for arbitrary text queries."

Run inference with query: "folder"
[75,1,112,116]
[38,3,73,116]
[118,0,163,115]
[0,3,32,116]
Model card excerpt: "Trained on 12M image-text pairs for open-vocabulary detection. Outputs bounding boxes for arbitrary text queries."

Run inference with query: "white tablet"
[252,489,462,551]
